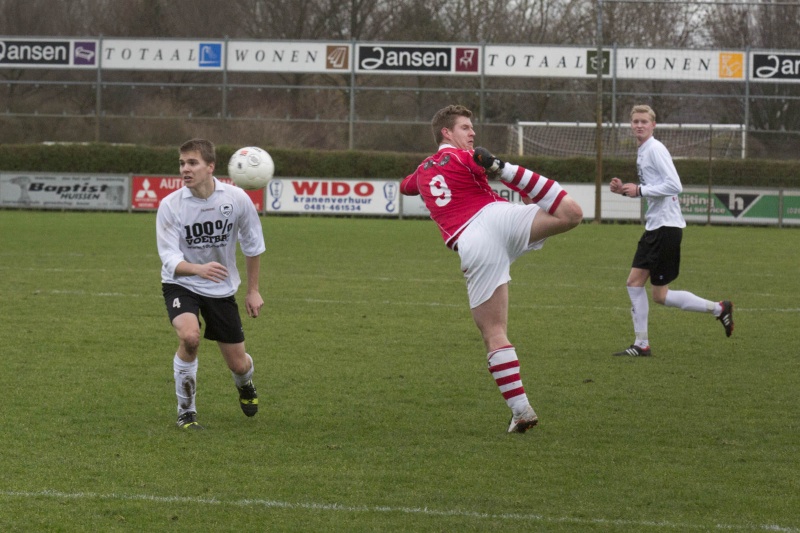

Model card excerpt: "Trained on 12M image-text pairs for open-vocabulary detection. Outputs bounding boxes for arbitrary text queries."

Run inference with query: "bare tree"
[706,0,800,131]
[1,0,799,153]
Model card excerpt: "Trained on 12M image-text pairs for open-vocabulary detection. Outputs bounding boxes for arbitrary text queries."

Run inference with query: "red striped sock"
[501,164,566,214]
[487,345,529,413]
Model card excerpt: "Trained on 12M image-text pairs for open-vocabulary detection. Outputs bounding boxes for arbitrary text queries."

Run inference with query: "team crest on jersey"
[219,203,233,218]
[424,160,434,170]
[439,155,451,166]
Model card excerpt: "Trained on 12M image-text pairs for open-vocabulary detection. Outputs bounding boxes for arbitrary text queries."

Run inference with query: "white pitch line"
[46,289,139,297]
[19,290,800,313]
[0,489,796,532]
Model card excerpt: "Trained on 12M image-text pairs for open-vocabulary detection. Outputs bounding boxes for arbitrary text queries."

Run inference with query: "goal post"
[509,122,746,159]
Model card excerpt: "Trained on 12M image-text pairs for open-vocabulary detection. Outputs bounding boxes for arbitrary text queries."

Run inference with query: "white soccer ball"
[227,146,275,190]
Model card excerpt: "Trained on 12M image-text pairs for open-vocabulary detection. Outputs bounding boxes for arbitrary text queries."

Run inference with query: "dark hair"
[431,105,473,145]
[179,138,216,164]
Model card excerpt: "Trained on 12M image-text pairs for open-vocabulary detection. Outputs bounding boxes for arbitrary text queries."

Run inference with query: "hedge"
[1,143,798,188]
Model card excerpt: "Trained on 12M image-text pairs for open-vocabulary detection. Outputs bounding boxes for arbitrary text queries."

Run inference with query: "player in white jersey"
[401,105,583,433]
[157,138,266,429]
[610,105,734,357]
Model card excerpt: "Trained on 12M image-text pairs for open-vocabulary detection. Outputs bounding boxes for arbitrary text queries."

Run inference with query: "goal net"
[508,122,746,159]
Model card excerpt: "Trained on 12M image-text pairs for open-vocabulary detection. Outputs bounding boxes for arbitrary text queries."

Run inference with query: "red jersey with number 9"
[400,145,507,249]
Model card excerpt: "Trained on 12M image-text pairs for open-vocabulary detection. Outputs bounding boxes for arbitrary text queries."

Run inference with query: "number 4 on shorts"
[172,297,181,309]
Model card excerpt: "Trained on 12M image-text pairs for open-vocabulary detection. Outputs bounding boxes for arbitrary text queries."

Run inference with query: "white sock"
[173,354,198,415]
[627,286,649,347]
[487,345,529,415]
[231,353,254,388]
[665,290,719,314]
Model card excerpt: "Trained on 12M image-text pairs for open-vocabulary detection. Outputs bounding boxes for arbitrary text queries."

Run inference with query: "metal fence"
[2,38,800,160]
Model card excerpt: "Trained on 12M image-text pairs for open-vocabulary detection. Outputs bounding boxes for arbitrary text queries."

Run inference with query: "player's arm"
[156,204,227,281]
[642,148,682,197]
[175,260,228,282]
[400,174,420,196]
[236,194,266,317]
[157,203,230,282]
[612,149,681,198]
[243,254,264,318]
[610,177,640,198]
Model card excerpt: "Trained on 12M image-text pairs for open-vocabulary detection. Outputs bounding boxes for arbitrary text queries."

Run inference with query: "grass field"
[0,210,798,532]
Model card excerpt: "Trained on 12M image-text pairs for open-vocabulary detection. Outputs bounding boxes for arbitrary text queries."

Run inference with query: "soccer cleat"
[507,405,539,434]
[237,380,259,417]
[613,345,652,357]
[717,301,734,337]
[176,411,204,430]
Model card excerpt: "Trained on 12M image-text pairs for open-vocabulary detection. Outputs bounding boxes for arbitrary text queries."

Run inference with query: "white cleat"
[507,405,539,434]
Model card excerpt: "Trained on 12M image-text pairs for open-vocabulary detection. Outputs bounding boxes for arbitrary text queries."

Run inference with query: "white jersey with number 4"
[637,136,686,231]
[157,177,266,298]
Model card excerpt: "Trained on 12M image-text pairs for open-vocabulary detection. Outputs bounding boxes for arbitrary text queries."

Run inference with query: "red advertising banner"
[131,175,264,211]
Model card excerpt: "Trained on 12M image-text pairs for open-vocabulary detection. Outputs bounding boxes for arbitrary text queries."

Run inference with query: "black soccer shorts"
[631,226,683,286]
[162,283,245,344]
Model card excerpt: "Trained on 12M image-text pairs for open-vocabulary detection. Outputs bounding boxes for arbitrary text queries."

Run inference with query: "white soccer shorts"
[457,202,545,309]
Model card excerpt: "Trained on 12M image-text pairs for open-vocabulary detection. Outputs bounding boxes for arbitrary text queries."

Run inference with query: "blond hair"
[631,105,656,122]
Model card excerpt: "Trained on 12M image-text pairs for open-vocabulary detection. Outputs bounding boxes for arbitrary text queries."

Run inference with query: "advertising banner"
[0,38,98,69]
[228,41,350,73]
[101,39,223,70]
[614,49,744,81]
[483,46,605,78]
[266,178,399,215]
[131,176,264,211]
[355,44,479,75]
[680,187,800,225]
[750,51,800,83]
[782,192,800,224]
[0,172,127,209]
[8,36,800,86]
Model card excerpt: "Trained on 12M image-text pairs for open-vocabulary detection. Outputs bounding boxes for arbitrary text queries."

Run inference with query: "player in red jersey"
[400,105,583,433]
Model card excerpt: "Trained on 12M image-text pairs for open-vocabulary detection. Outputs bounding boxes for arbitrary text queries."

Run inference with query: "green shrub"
[1,143,798,187]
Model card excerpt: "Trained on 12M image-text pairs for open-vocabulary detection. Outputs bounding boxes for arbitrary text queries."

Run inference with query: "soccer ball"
[227,146,274,190]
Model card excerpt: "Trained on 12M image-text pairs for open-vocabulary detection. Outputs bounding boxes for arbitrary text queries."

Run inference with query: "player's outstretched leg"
[473,146,570,215]
[717,300,734,337]
[662,290,735,338]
